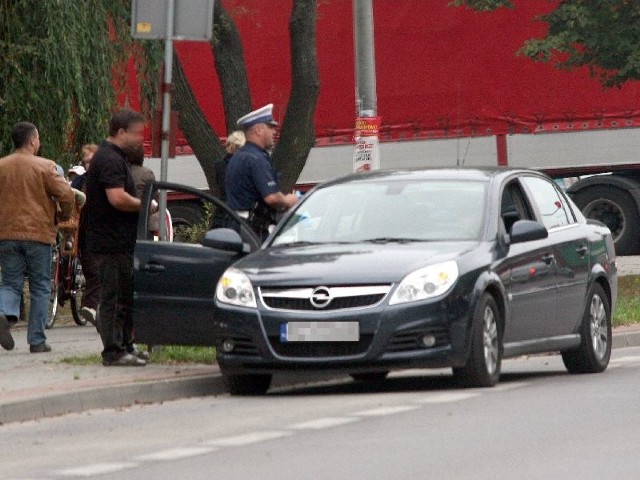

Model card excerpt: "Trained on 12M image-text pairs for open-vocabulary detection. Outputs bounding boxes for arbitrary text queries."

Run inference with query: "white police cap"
[236,103,278,129]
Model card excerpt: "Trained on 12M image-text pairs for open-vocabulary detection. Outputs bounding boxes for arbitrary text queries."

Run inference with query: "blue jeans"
[0,240,52,346]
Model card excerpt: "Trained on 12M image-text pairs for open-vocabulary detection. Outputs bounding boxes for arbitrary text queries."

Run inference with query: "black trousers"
[78,246,100,310]
[95,253,134,362]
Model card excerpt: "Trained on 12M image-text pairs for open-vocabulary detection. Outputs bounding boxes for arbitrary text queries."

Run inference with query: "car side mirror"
[509,220,548,244]
[201,228,244,253]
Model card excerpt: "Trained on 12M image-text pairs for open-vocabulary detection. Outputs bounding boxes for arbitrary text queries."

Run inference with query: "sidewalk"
[0,323,220,425]
[2,319,640,426]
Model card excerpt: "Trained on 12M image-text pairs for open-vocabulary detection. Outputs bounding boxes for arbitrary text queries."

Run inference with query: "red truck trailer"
[147,0,640,254]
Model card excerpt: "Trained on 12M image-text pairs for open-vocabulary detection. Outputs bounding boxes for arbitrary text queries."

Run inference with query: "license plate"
[280,322,359,342]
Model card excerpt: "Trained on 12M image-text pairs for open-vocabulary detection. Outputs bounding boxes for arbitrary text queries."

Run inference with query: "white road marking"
[289,417,360,430]
[415,392,480,404]
[134,447,216,461]
[354,405,420,416]
[55,462,138,477]
[205,431,293,447]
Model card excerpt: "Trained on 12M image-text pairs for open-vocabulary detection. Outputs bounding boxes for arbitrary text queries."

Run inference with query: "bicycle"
[47,201,87,329]
[46,241,86,329]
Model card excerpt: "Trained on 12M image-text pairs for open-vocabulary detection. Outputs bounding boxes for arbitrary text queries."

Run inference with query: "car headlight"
[216,268,257,308]
[389,261,459,305]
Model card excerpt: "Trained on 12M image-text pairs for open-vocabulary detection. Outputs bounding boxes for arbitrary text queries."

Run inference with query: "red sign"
[355,117,382,137]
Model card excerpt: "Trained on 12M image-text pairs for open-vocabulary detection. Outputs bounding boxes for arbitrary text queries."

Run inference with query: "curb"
[611,329,640,349]
[2,329,639,426]
[0,374,226,425]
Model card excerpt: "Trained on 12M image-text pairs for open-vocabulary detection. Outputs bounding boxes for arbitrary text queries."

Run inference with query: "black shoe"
[30,343,52,353]
[103,353,146,367]
[0,315,15,351]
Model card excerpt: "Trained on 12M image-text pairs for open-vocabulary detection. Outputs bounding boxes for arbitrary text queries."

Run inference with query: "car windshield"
[271,179,487,246]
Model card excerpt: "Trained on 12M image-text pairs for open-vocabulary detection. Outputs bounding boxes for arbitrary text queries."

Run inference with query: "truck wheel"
[561,283,611,374]
[571,186,640,255]
[223,374,272,396]
[169,204,203,230]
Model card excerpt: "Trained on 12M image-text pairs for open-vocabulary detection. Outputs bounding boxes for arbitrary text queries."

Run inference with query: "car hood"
[234,242,479,286]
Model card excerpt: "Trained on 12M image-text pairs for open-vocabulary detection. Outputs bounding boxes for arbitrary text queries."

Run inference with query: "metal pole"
[354,0,377,117]
[158,0,175,241]
[352,0,379,172]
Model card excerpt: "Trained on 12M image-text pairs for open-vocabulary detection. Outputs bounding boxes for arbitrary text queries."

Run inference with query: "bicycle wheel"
[46,248,60,329]
[70,257,87,326]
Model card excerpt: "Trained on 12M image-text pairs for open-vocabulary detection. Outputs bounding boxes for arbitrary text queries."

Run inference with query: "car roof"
[318,167,542,188]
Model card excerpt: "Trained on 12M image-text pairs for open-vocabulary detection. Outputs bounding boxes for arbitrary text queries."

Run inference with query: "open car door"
[133,182,260,346]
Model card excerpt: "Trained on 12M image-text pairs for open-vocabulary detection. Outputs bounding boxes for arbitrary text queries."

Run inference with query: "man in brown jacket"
[0,122,74,352]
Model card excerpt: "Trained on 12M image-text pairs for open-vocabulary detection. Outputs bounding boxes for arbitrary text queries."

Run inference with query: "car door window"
[520,176,572,230]
[500,181,534,233]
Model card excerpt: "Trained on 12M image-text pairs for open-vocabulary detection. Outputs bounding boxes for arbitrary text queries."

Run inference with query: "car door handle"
[542,253,555,265]
[576,245,588,257]
[141,263,165,273]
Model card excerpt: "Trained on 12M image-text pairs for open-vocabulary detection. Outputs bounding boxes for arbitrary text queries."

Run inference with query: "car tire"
[561,283,611,374]
[350,371,389,383]
[453,293,502,388]
[223,374,272,396]
[571,186,640,256]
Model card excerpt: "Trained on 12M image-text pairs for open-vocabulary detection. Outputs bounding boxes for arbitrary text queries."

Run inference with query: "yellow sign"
[136,22,152,34]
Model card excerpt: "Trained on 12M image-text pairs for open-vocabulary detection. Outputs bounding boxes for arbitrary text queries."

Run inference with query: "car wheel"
[350,371,389,383]
[223,374,272,396]
[561,283,611,374]
[453,293,502,388]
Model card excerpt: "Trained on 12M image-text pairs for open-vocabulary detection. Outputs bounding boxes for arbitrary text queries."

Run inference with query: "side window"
[500,181,534,233]
[520,176,573,230]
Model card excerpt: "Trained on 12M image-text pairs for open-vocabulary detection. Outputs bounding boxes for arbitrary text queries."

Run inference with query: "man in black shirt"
[84,109,148,366]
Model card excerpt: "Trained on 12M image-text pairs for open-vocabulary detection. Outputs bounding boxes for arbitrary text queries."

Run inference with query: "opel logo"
[310,286,332,308]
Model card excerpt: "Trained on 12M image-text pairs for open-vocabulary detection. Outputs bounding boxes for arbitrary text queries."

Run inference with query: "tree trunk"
[172,53,222,194]
[171,0,319,194]
[211,1,252,133]
[272,0,320,192]
[171,0,253,194]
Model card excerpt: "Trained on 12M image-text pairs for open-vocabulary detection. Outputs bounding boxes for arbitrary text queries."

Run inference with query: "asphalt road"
[3,347,640,480]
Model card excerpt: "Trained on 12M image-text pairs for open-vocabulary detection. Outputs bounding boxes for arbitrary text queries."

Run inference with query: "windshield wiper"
[360,237,425,244]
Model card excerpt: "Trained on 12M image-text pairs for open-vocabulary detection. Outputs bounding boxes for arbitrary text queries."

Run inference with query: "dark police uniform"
[225,141,280,239]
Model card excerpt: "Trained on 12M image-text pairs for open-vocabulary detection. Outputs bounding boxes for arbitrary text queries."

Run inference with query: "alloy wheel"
[483,305,499,375]
[590,293,608,361]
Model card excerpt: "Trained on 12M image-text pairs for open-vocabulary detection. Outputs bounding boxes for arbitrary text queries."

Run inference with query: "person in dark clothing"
[225,104,297,240]
[73,144,100,325]
[211,130,245,229]
[84,109,149,367]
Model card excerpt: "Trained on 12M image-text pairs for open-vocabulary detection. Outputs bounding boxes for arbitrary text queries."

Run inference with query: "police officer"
[225,104,298,240]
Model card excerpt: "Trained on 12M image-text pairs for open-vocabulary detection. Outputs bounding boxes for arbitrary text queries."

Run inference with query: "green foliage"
[173,202,215,244]
[521,1,640,87]
[452,0,640,88]
[0,0,162,166]
[149,345,216,364]
[614,275,640,327]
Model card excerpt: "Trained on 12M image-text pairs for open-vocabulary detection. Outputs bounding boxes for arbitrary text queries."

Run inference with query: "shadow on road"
[269,369,568,397]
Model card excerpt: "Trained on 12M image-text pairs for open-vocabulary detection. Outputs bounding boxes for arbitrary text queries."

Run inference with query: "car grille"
[386,326,450,353]
[259,285,391,312]
[269,334,374,358]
